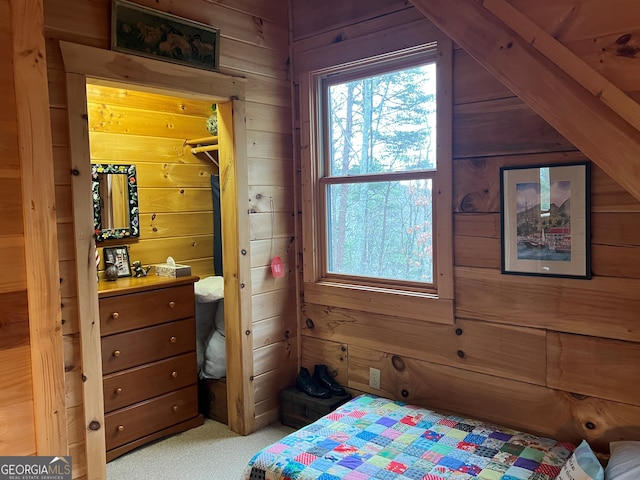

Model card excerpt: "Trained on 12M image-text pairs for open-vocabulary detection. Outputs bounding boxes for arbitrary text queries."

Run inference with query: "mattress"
[243,394,575,480]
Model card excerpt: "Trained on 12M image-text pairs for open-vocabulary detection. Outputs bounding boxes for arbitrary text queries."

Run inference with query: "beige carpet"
[106,419,294,479]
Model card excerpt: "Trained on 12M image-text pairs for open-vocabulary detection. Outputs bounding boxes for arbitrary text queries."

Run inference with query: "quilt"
[243,394,575,480]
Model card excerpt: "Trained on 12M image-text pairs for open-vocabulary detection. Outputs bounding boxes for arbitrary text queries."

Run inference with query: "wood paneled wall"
[87,83,219,278]
[26,0,296,476]
[0,0,36,456]
[5,0,636,475]
[291,0,640,453]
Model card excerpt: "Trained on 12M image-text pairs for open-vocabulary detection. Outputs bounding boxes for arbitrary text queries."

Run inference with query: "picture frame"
[500,162,591,279]
[111,0,220,72]
[103,246,132,278]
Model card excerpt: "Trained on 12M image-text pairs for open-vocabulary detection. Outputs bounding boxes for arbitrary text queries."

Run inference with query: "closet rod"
[185,135,218,146]
[191,144,219,154]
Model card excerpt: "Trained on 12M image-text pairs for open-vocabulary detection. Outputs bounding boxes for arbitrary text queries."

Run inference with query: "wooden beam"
[59,41,247,102]
[483,0,640,135]
[10,0,67,455]
[409,0,640,202]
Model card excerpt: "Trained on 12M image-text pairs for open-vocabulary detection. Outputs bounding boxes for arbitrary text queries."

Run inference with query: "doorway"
[61,41,253,479]
[86,79,222,283]
[87,78,230,462]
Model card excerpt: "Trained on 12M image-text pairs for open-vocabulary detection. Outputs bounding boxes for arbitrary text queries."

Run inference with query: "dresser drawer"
[102,318,196,375]
[100,284,195,336]
[103,352,197,413]
[105,385,199,451]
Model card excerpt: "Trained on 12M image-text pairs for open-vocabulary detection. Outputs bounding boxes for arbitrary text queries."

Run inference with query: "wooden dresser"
[98,275,203,461]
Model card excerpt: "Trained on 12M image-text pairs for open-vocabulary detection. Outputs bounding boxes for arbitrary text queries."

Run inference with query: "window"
[301,44,453,324]
[325,61,437,285]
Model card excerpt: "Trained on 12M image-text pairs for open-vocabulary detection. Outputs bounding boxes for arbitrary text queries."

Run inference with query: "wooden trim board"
[60,41,250,476]
[66,72,106,479]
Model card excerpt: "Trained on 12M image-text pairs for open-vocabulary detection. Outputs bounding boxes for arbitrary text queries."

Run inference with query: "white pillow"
[194,275,224,303]
[557,440,604,480]
[605,441,640,480]
[195,301,218,367]
[201,329,226,380]
[214,299,225,336]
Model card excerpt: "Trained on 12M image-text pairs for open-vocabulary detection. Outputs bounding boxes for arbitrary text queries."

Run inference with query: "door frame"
[60,41,254,479]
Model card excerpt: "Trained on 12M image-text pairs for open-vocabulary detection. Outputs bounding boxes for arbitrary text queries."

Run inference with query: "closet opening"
[61,40,251,477]
[86,78,232,446]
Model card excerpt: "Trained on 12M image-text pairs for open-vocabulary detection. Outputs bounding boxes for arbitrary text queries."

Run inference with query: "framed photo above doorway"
[500,162,591,279]
[111,0,220,72]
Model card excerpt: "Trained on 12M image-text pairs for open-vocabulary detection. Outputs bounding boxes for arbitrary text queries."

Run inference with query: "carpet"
[106,419,294,479]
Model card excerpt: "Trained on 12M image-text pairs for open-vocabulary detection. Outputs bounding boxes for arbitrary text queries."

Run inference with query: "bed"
[242,394,576,480]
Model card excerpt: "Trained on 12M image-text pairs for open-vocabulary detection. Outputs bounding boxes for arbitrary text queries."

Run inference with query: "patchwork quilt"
[243,394,574,480]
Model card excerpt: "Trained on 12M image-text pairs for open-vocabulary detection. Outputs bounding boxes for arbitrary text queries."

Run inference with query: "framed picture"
[103,246,132,278]
[111,0,220,72]
[500,162,591,279]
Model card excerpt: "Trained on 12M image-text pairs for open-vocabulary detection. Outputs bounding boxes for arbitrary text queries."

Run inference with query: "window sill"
[303,281,454,325]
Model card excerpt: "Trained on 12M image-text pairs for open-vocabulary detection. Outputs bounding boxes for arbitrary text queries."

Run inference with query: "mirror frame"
[91,163,139,242]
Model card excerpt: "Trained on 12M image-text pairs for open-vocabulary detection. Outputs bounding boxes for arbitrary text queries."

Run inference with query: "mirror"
[92,163,139,242]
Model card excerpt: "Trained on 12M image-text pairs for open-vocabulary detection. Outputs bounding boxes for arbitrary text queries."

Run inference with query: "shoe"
[296,367,331,398]
[313,364,347,396]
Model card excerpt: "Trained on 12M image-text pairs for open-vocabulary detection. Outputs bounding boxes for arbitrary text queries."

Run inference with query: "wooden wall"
[0,0,36,456]
[291,0,640,453]
[2,0,634,476]
[87,83,219,278]
[39,0,295,476]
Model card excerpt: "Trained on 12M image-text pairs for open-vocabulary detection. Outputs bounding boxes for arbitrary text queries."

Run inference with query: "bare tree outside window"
[324,62,437,284]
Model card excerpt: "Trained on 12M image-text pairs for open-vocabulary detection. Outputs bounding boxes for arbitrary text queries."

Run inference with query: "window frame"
[300,41,454,324]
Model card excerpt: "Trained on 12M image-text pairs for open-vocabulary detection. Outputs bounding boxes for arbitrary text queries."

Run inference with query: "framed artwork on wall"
[103,246,132,278]
[111,0,220,72]
[500,162,591,279]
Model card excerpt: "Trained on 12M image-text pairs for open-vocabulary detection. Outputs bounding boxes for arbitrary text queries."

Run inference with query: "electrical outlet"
[369,367,381,390]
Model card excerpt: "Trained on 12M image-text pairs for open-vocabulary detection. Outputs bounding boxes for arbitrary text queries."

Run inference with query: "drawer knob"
[168,301,176,308]
[171,371,178,378]
[112,350,121,358]
[172,405,179,412]
[170,336,177,344]
[111,312,120,319]
[115,388,123,395]
[117,425,125,432]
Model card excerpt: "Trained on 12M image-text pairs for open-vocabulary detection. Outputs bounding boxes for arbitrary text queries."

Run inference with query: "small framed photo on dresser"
[103,246,131,277]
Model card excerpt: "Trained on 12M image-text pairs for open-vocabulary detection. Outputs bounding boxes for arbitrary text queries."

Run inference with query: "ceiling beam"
[483,0,640,134]
[410,0,640,202]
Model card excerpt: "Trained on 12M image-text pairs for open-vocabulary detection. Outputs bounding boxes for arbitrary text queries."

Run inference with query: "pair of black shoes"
[296,365,347,399]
